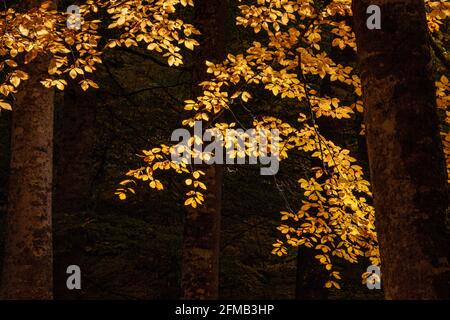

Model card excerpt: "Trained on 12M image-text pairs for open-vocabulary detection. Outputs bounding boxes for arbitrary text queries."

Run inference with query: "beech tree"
[118,0,449,293]
[352,0,450,299]
[181,0,227,299]
[0,0,198,298]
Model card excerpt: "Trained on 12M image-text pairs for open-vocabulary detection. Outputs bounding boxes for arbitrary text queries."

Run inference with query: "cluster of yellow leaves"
[5,0,447,288]
[117,0,450,288]
[0,0,199,110]
[258,118,379,282]
[170,1,376,285]
[117,120,284,207]
[176,0,362,130]
[236,0,316,34]
[426,0,450,33]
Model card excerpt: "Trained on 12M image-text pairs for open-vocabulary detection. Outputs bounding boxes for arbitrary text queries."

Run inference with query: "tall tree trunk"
[352,0,450,299]
[1,0,56,300]
[295,247,328,299]
[181,0,227,299]
[54,85,96,213]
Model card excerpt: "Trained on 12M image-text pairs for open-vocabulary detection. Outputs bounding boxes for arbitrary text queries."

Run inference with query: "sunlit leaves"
[0,0,199,109]
[436,75,450,183]
[426,0,450,33]
[41,78,67,90]
[103,0,450,289]
[272,240,288,256]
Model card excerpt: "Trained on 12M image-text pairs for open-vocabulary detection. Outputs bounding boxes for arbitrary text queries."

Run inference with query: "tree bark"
[1,0,56,300]
[352,0,450,299]
[181,0,227,299]
[54,84,97,213]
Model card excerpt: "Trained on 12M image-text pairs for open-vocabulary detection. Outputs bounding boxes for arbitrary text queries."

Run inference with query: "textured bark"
[54,85,96,213]
[295,248,328,300]
[352,0,450,299]
[181,0,227,299]
[1,0,56,300]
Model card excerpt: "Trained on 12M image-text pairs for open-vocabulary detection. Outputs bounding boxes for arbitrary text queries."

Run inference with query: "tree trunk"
[1,0,56,300]
[181,0,227,299]
[352,0,450,299]
[295,247,329,299]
